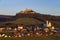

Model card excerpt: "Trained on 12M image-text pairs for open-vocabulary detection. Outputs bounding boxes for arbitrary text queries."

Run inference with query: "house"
[18,25,23,30]
[4,35,8,37]
[0,34,2,37]
[14,28,17,31]
[0,27,5,32]
[44,28,49,32]
[6,27,12,30]
[51,26,55,31]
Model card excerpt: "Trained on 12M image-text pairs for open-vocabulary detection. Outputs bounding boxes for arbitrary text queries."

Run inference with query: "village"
[0,20,59,37]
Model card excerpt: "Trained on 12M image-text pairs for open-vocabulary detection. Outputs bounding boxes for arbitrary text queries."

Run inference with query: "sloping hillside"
[10,18,44,25]
[0,9,60,27]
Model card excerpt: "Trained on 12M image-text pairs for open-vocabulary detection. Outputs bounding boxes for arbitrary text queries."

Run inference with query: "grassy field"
[0,35,60,40]
[0,18,44,26]
[11,18,44,25]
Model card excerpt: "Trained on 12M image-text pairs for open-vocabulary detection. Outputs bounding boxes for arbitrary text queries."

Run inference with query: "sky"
[0,0,60,16]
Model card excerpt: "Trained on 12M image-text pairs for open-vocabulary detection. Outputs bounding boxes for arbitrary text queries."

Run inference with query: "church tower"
[46,20,52,27]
